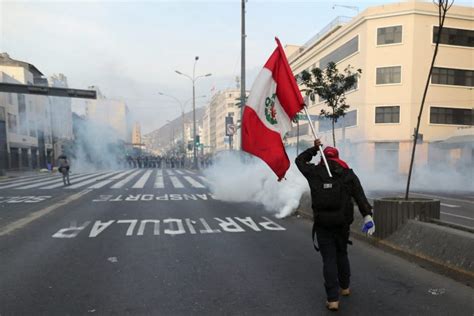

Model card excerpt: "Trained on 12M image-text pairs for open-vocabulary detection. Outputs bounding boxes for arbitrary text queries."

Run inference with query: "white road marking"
[175,170,184,175]
[0,174,67,189]
[40,172,109,189]
[111,170,142,189]
[440,203,460,208]
[132,170,153,188]
[154,175,164,189]
[441,212,474,221]
[198,176,209,184]
[156,169,163,176]
[19,173,99,189]
[0,174,45,184]
[167,169,175,176]
[183,176,205,188]
[66,171,122,189]
[184,170,195,175]
[88,170,136,189]
[110,169,135,180]
[169,176,184,188]
[0,189,92,236]
[412,192,474,205]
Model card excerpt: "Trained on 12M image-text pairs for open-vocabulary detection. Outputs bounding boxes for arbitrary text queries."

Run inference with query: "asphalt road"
[0,169,473,315]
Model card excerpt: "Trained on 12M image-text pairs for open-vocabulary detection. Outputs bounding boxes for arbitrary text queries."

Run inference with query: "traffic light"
[195,135,200,146]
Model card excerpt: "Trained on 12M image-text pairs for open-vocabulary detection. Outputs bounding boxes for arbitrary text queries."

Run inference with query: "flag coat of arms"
[242,38,304,180]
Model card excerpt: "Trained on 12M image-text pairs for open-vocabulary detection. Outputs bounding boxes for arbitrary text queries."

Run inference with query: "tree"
[405,0,454,200]
[299,62,361,147]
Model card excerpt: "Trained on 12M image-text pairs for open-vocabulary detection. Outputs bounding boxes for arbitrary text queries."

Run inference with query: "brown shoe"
[326,301,339,311]
[341,288,351,296]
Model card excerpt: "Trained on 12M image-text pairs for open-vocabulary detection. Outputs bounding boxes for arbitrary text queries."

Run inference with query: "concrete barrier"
[296,193,474,286]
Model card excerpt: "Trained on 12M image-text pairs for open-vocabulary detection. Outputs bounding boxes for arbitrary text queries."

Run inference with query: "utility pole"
[240,0,246,150]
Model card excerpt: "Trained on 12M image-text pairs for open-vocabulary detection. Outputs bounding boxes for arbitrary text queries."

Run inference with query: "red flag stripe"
[241,106,290,180]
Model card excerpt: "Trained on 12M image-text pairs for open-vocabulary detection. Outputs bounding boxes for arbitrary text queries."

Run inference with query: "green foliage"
[299,62,362,146]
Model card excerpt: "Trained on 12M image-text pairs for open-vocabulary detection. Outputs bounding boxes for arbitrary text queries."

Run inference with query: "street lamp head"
[175,70,182,75]
[158,92,164,95]
[205,73,212,77]
[195,56,199,61]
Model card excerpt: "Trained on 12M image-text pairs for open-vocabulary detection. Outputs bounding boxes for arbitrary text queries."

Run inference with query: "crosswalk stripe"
[175,170,184,175]
[154,174,164,189]
[110,169,135,180]
[183,170,195,175]
[111,170,142,189]
[166,169,175,176]
[0,174,61,189]
[16,173,98,189]
[37,172,108,189]
[88,179,114,189]
[132,170,153,188]
[169,176,184,188]
[66,171,123,189]
[198,176,210,184]
[156,169,163,176]
[183,176,206,188]
[0,174,45,185]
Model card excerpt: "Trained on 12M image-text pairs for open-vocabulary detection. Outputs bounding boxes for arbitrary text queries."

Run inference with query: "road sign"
[226,124,236,136]
[296,114,319,121]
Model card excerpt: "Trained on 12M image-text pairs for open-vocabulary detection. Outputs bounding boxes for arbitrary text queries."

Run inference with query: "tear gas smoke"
[204,143,473,219]
[68,118,124,172]
[204,149,308,219]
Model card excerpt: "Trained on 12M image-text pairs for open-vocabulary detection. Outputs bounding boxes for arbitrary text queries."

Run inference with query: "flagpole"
[303,106,333,178]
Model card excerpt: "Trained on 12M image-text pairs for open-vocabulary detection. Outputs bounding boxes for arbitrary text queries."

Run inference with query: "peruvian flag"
[242,38,304,180]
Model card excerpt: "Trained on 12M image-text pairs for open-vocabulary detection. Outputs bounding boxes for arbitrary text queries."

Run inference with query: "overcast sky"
[1,0,471,134]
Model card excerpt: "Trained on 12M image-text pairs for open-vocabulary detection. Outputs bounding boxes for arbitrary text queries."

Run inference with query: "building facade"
[206,89,247,153]
[0,53,53,170]
[85,87,132,143]
[288,1,473,174]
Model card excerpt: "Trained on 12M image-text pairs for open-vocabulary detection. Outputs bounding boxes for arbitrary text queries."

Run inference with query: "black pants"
[315,227,351,302]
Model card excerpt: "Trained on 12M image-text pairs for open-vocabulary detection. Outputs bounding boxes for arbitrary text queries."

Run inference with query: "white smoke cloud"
[203,150,309,219]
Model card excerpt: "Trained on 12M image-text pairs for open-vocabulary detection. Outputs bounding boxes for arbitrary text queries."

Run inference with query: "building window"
[227,102,234,108]
[7,113,17,133]
[430,107,473,125]
[319,110,357,132]
[320,35,359,69]
[433,26,474,47]
[375,106,400,123]
[377,25,402,45]
[431,67,473,87]
[376,66,401,85]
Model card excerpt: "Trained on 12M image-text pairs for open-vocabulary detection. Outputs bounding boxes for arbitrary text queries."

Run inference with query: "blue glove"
[362,215,375,236]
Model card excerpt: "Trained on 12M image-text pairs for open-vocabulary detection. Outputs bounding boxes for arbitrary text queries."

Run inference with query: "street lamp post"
[158,92,206,155]
[175,56,211,169]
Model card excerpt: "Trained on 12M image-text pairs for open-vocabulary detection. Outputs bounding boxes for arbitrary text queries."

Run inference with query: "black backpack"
[311,169,350,227]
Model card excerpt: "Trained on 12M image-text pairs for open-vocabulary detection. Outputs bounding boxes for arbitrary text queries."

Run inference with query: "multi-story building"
[0,53,53,170]
[207,89,248,153]
[287,1,473,174]
[49,73,74,159]
[85,87,132,143]
[132,121,142,146]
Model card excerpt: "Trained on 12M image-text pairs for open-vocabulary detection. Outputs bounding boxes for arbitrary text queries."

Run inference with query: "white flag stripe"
[111,170,142,189]
[154,175,164,189]
[132,170,153,188]
[183,176,206,188]
[167,169,175,176]
[66,171,123,189]
[15,173,99,190]
[169,176,184,188]
[110,169,135,180]
[88,179,114,189]
[175,170,184,175]
[38,172,109,189]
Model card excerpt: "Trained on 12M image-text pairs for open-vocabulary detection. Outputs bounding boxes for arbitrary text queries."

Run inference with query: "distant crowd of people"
[123,154,214,169]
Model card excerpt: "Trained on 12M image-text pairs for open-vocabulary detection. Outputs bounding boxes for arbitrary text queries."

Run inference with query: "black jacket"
[295,146,372,227]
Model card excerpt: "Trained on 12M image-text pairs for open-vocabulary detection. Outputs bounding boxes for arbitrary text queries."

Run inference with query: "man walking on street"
[295,139,375,311]
[58,155,71,186]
